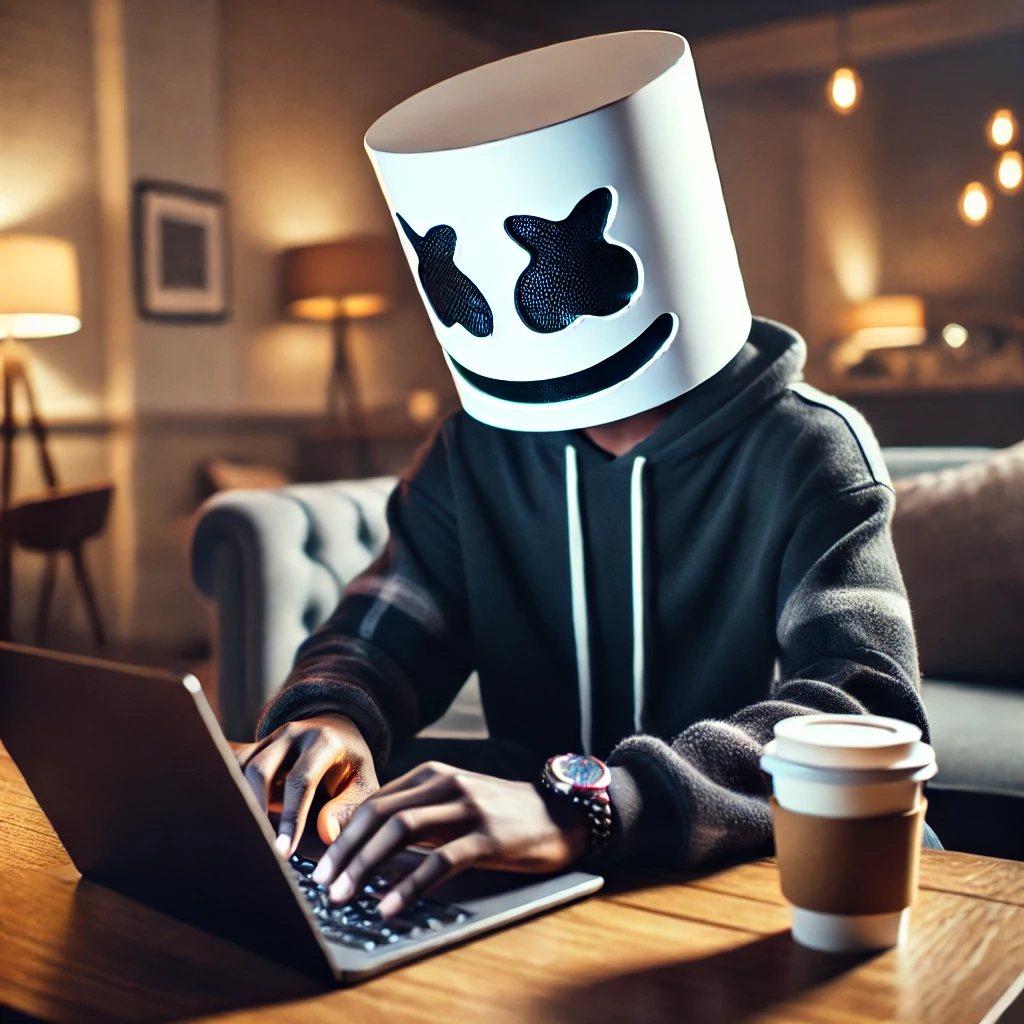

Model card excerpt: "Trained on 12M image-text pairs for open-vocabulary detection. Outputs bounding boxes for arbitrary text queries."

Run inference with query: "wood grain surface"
[2,747,1023,1024]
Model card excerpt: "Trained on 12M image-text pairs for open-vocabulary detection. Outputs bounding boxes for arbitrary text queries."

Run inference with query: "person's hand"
[234,714,379,857]
[309,761,589,916]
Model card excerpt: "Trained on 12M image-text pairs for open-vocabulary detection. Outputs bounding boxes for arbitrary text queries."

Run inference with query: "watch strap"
[539,754,613,853]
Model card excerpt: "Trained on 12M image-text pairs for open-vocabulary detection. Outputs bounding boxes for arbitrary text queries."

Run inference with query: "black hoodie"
[258,318,928,867]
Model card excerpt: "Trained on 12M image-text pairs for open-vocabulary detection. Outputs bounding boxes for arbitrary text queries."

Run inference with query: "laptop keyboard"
[290,854,473,954]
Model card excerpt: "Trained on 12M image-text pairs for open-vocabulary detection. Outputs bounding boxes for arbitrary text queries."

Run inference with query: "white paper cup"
[761,714,937,954]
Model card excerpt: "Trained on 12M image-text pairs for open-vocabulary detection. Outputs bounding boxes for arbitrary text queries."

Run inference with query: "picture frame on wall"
[133,180,230,323]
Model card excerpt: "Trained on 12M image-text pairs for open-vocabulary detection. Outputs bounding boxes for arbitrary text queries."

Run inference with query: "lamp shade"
[281,238,394,321]
[0,235,81,339]
[836,294,926,350]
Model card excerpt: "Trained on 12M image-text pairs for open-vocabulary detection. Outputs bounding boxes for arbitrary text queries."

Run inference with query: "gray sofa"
[190,447,1024,861]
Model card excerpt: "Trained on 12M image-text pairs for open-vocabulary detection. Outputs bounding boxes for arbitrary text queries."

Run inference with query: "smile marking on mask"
[396,214,493,338]
[505,188,640,334]
[449,312,677,404]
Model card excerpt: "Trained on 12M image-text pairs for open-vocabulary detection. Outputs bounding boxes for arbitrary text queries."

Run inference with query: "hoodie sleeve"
[255,426,473,765]
[603,479,928,869]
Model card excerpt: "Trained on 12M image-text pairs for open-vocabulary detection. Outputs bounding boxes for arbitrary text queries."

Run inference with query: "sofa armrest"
[190,477,396,740]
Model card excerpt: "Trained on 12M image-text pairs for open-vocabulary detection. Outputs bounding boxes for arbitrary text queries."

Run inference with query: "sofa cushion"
[921,677,1024,860]
[922,678,1024,794]
[892,441,1024,680]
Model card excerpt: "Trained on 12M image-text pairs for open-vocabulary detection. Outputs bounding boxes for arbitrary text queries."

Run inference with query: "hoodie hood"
[565,316,807,471]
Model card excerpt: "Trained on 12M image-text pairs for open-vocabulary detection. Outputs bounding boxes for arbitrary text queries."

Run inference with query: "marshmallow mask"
[364,31,751,432]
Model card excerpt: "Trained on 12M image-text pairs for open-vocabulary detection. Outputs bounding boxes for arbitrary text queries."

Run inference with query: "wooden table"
[2,745,1023,1024]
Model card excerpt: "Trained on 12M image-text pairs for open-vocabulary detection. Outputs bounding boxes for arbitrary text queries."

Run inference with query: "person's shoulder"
[405,409,515,490]
[764,381,891,493]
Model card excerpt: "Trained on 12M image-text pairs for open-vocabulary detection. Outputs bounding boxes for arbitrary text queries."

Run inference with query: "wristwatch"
[539,753,613,853]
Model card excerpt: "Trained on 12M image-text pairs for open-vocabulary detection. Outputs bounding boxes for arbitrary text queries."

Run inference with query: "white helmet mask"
[365,30,751,432]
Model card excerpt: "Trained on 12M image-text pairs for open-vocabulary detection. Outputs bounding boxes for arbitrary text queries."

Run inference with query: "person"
[233,31,933,918]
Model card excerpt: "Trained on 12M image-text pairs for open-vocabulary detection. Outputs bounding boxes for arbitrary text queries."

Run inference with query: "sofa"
[190,446,1024,861]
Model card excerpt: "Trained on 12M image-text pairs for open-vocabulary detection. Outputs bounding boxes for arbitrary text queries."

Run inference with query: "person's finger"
[242,737,294,814]
[311,774,460,888]
[378,833,488,917]
[325,800,474,903]
[317,771,379,844]
[275,740,350,857]
[370,760,456,799]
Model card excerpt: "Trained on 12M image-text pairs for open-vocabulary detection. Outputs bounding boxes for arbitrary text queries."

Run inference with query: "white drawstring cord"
[630,456,647,734]
[565,447,648,752]
[565,445,592,755]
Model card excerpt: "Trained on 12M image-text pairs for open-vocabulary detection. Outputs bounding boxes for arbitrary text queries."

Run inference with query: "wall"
[0,0,117,644]
[223,0,500,417]
[0,0,106,420]
[704,29,1024,374]
[874,35,1024,317]
[124,0,502,649]
[705,88,806,337]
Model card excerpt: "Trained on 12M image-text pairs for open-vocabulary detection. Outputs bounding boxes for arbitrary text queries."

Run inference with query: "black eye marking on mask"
[449,312,676,404]
[396,214,493,338]
[504,187,639,335]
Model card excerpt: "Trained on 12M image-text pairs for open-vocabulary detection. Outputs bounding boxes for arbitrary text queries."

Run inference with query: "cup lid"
[771,714,927,770]
[761,741,938,783]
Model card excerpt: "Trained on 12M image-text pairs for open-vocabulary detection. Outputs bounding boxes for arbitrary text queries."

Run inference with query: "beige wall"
[0,0,117,645]
[125,0,236,415]
[0,0,105,418]
[223,0,499,416]
[125,0,501,648]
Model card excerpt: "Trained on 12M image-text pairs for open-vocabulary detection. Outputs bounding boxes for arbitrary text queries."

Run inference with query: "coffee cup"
[760,714,937,953]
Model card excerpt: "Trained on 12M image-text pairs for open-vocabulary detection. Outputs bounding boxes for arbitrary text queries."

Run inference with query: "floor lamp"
[281,239,394,473]
[0,235,108,644]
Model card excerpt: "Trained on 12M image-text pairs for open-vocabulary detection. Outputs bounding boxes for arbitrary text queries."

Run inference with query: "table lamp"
[0,234,83,639]
[832,295,927,371]
[280,238,394,429]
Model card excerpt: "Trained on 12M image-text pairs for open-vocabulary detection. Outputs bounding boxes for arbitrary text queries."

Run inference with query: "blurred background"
[1,0,1023,669]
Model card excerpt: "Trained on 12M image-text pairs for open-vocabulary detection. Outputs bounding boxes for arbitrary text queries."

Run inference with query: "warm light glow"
[827,67,861,114]
[407,389,440,424]
[0,235,82,339]
[988,109,1018,148]
[287,292,389,321]
[832,294,927,370]
[996,150,1024,194]
[959,182,991,225]
[942,323,968,348]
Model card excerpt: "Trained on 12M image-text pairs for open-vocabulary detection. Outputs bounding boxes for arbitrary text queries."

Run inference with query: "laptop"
[0,643,603,983]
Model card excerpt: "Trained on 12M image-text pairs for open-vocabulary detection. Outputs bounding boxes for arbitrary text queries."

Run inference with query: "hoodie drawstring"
[629,456,647,734]
[564,445,593,754]
[564,445,647,755]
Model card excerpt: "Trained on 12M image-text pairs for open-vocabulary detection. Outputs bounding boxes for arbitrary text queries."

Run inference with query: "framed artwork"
[133,180,230,323]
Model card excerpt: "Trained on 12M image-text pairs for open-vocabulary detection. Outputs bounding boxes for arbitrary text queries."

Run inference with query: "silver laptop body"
[0,643,603,983]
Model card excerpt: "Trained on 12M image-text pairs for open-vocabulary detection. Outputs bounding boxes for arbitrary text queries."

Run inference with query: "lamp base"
[328,316,370,475]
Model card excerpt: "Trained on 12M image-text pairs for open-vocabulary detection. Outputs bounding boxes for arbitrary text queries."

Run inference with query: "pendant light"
[827,7,862,115]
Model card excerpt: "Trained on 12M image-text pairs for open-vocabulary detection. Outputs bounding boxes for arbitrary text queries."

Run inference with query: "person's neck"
[581,398,681,457]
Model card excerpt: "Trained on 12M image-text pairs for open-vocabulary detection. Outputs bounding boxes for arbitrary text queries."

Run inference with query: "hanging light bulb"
[827,67,862,114]
[959,182,992,225]
[942,324,969,348]
[995,150,1024,194]
[987,109,1018,149]
[826,9,861,116]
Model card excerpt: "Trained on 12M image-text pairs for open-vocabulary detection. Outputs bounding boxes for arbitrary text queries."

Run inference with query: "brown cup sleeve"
[770,797,927,915]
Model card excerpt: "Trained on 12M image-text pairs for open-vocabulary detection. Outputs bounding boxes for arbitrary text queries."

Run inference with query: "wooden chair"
[2,483,113,647]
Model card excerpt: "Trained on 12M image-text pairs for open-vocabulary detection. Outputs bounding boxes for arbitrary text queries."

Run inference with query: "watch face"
[551,754,611,790]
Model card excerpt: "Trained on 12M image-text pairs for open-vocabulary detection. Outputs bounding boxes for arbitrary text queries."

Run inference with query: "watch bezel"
[547,753,611,792]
